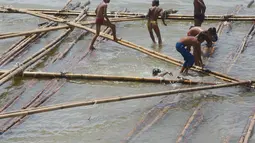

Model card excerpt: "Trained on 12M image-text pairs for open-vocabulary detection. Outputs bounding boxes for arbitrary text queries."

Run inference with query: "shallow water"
[0,0,255,143]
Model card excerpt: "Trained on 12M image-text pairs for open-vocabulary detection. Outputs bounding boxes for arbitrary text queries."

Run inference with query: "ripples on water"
[0,0,255,143]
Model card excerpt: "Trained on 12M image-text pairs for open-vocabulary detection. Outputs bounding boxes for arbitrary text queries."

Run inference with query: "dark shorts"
[194,14,205,22]
[95,17,104,24]
[176,42,194,68]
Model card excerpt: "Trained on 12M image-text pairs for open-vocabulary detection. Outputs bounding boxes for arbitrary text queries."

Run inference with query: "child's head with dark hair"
[152,0,159,6]
[208,27,218,42]
[197,32,207,43]
[189,25,195,29]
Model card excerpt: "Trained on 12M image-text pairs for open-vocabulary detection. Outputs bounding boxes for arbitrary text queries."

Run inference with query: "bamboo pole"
[5,7,242,83]
[0,0,79,67]
[2,8,255,20]
[176,102,205,143]
[239,114,253,143]
[0,80,252,119]
[0,0,75,110]
[242,113,255,143]
[0,1,88,133]
[0,3,88,83]
[0,26,69,40]
[226,24,255,73]
[176,6,244,143]
[0,70,217,85]
[0,89,26,112]
[0,17,143,40]
[0,29,72,86]
[0,34,39,66]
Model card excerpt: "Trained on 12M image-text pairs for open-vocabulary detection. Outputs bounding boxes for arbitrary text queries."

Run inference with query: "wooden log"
[0,80,252,119]
[0,70,217,85]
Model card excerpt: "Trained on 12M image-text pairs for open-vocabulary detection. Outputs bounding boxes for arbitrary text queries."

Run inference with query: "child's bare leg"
[153,25,162,45]
[180,66,185,73]
[110,24,117,40]
[104,21,117,41]
[89,24,101,50]
[147,24,156,43]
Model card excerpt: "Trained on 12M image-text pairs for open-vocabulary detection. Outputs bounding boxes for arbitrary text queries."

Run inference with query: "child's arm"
[103,5,111,23]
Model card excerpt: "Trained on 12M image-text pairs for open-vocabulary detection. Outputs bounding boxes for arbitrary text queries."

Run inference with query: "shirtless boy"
[193,0,206,26]
[88,0,117,50]
[146,0,168,45]
[187,26,218,63]
[175,33,207,74]
[187,26,218,47]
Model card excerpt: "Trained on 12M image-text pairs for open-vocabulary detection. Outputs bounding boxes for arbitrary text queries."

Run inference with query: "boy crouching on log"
[175,33,207,74]
[88,0,118,50]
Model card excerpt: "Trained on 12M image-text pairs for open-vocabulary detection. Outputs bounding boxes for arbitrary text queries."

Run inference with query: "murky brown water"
[0,0,255,143]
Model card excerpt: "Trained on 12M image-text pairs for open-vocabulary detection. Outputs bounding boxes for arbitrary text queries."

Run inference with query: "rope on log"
[0,80,252,120]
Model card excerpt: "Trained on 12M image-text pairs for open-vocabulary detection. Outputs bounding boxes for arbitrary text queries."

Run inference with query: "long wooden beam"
[0,80,252,120]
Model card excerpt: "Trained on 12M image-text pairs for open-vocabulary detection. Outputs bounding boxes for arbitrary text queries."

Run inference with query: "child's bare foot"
[113,36,118,41]
[89,46,96,51]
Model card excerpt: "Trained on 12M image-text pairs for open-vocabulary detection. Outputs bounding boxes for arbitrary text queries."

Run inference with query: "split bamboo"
[0,80,252,119]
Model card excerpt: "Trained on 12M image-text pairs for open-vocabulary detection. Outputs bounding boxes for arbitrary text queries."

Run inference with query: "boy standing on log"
[88,0,117,50]
[175,33,207,74]
[146,0,169,45]
[193,0,206,26]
